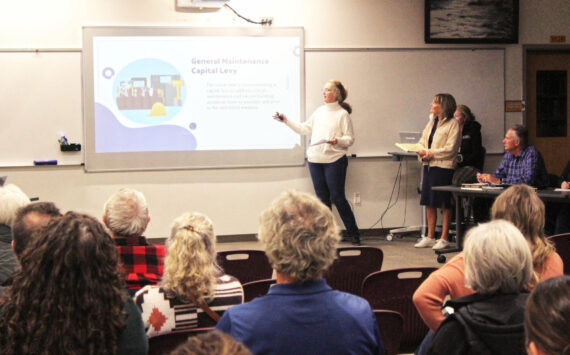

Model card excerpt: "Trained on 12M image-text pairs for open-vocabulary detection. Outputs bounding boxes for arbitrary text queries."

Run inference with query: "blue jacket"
[217,278,383,355]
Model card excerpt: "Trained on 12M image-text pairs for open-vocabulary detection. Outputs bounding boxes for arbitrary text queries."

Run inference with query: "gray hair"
[103,188,149,237]
[510,124,528,148]
[464,219,533,294]
[0,184,30,226]
[258,190,341,282]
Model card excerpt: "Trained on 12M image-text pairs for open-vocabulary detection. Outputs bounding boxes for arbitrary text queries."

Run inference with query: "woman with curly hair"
[0,211,147,355]
[135,212,243,338]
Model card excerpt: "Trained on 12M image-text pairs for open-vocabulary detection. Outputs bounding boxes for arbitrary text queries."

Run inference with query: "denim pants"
[308,155,360,239]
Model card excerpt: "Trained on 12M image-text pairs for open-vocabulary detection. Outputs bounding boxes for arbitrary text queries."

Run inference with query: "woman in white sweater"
[273,80,360,245]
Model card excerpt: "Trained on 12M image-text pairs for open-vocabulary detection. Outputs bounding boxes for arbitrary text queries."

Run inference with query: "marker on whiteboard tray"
[34,160,58,166]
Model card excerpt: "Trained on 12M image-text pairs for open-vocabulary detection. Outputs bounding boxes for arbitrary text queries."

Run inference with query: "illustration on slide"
[116,75,184,112]
[112,58,187,124]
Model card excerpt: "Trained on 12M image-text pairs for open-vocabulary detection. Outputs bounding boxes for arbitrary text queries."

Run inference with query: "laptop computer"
[398,131,421,143]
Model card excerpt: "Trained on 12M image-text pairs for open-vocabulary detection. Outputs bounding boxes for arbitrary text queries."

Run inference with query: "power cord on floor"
[369,158,409,230]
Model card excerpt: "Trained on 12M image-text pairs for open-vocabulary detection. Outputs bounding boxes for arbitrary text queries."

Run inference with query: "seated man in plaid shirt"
[477,124,548,188]
[103,188,165,293]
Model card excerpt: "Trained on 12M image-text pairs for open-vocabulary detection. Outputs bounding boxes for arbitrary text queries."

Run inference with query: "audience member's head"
[11,202,60,258]
[455,104,476,124]
[525,275,570,355]
[170,330,251,355]
[258,190,340,282]
[0,212,126,354]
[0,184,29,227]
[463,219,533,295]
[103,187,150,237]
[491,184,555,274]
[162,212,219,304]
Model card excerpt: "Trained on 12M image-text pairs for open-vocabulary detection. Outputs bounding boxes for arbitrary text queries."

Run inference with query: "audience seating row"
[147,235,569,354]
[147,311,405,355]
[217,246,435,354]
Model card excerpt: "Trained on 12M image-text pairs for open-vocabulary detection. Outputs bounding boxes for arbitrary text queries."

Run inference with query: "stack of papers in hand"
[395,143,422,153]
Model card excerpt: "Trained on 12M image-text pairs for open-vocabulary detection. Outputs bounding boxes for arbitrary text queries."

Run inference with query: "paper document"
[310,139,331,146]
[554,188,570,192]
[461,182,509,191]
[395,143,422,153]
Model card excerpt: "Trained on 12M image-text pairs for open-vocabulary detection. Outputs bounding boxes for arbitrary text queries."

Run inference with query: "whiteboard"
[0,51,83,166]
[305,48,505,156]
[0,47,504,167]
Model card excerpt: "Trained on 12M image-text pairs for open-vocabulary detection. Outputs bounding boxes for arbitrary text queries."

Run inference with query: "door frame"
[523,44,570,175]
[523,44,570,126]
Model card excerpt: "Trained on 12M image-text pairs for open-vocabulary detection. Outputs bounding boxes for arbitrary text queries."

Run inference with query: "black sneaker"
[351,238,361,246]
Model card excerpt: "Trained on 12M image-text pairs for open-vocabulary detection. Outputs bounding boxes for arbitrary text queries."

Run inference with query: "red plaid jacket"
[115,236,166,291]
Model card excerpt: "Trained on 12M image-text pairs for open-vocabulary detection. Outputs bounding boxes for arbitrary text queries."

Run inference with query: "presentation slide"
[83,27,305,171]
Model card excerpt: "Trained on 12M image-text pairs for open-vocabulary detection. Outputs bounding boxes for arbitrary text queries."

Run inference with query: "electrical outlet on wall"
[353,192,361,205]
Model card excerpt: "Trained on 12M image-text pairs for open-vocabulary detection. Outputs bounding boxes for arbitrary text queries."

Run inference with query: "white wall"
[1,0,568,238]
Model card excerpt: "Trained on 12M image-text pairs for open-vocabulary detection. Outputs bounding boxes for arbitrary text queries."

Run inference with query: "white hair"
[0,184,30,226]
[464,219,533,294]
[103,188,149,237]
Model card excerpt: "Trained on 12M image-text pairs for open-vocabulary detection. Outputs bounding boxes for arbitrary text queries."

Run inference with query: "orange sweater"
[413,251,564,331]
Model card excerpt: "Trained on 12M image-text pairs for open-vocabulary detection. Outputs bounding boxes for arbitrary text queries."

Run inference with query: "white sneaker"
[414,237,436,248]
[432,239,450,250]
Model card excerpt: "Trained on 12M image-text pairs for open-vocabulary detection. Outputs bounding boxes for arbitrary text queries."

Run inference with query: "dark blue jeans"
[308,155,360,239]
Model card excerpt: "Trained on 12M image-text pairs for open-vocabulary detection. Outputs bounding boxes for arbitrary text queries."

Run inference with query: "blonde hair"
[161,212,219,304]
[464,220,533,294]
[258,190,341,282]
[171,330,251,355]
[491,184,555,283]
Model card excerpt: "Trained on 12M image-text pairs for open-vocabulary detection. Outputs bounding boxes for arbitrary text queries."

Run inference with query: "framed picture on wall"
[425,0,519,44]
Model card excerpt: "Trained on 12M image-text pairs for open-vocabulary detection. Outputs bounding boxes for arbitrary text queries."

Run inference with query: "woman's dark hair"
[329,80,352,114]
[0,211,126,354]
[525,275,570,355]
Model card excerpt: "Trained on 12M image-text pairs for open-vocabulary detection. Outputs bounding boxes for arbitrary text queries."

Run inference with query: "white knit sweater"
[286,102,355,163]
